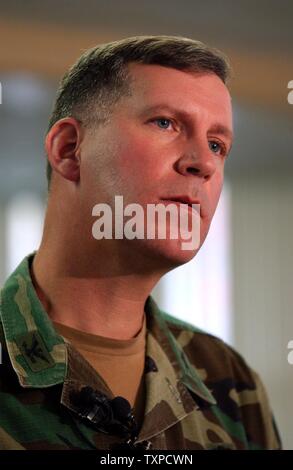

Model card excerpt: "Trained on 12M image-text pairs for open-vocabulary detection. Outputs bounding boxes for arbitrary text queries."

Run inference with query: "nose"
[174,141,217,181]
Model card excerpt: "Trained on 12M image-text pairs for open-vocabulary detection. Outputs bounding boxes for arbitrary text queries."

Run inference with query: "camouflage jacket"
[0,253,281,450]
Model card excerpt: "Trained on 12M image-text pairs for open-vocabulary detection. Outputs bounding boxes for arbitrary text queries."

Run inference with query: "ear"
[45,117,83,183]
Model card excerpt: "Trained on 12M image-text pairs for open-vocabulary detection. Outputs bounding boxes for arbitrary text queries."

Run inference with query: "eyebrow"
[208,123,234,143]
[142,104,234,148]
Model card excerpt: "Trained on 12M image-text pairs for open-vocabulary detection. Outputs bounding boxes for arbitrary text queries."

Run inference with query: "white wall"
[231,174,293,449]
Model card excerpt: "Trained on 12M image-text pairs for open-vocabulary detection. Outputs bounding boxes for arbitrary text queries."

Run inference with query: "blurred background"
[0,0,292,448]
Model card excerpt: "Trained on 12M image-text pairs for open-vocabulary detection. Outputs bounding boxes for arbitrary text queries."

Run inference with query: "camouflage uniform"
[0,253,281,450]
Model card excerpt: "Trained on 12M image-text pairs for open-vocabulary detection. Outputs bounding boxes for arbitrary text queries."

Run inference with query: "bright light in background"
[3,73,53,115]
[5,193,44,275]
[151,183,233,344]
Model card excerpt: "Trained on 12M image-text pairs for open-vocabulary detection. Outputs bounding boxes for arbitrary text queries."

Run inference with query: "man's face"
[80,63,233,267]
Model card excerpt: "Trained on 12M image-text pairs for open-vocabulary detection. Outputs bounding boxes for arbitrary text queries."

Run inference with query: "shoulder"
[162,309,253,381]
[161,311,282,449]
[160,310,268,410]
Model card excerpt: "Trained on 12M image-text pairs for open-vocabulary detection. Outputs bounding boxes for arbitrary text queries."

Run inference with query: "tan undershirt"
[53,315,147,429]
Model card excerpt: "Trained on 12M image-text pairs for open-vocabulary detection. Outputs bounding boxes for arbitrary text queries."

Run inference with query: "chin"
[137,237,201,269]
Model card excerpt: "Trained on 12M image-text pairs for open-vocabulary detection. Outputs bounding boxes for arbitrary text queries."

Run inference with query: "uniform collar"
[0,253,216,440]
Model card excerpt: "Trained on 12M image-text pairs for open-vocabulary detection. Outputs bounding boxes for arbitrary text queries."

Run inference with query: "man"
[0,35,281,450]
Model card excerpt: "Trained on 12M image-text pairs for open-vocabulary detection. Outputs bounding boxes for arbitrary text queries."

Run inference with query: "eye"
[209,140,227,157]
[153,117,173,130]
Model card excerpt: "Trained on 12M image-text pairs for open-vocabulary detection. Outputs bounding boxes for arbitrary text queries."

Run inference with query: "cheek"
[115,137,165,182]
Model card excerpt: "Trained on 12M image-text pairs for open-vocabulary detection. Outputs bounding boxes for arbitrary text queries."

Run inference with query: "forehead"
[125,63,232,125]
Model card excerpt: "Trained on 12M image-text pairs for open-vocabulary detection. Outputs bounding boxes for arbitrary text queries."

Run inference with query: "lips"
[160,196,202,220]
[161,196,200,208]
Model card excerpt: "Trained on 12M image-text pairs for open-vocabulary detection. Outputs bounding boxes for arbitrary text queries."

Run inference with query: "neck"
[31,240,163,340]
[31,188,171,340]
